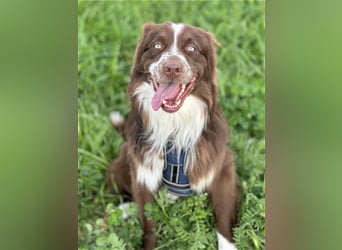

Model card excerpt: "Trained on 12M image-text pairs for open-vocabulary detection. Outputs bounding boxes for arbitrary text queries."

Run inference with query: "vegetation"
[78,1,264,249]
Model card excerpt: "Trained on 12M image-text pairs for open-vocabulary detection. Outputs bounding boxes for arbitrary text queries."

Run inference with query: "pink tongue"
[152,82,180,111]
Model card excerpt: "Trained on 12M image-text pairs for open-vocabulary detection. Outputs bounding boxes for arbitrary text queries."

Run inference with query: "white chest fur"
[134,82,207,155]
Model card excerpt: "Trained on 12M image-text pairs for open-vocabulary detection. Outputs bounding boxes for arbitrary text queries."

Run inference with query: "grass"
[78,1,264,249]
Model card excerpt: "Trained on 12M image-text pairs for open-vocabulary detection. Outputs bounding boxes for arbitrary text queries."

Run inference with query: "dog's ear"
[130,23,156,77]
[205,31,220,86]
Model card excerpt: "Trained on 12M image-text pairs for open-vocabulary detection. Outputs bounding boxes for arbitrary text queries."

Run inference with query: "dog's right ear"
[130,23,156,77]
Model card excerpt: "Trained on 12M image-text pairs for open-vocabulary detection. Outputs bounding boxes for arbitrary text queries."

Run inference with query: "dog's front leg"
[131,150,163,249]
[131,150,164,249]
[208,159,239,249]
[132,180,158,250]
[210,182,238,250]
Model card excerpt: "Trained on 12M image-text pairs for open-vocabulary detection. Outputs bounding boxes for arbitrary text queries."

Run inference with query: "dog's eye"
[154,43,163,49]
[186,45,196,52]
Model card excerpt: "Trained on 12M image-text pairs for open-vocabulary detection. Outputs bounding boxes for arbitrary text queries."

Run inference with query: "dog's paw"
[217,232,237,250]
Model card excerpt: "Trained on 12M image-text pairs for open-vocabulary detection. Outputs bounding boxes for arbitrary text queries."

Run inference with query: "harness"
[135,119,192,197]
[162,142,192,197]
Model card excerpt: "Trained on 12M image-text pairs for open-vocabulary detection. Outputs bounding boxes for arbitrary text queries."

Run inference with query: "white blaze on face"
[170,23,184,54]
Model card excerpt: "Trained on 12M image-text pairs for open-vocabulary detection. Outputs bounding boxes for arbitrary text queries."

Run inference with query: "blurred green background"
[78,1,264,249]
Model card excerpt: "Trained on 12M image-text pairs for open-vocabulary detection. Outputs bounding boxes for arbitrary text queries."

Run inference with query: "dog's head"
[129,22,219,112]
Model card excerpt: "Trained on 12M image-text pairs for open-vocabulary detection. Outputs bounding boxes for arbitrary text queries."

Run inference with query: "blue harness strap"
[162,142,192,197]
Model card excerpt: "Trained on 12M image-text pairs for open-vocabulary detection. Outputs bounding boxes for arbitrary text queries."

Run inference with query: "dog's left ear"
[206,32,220,86]
[130,23,156,77]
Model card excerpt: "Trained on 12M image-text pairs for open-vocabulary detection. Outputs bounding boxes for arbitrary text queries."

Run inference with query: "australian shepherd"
[106,22,239,250]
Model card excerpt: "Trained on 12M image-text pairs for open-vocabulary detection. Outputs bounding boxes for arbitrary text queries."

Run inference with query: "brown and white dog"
[106,22,239,250]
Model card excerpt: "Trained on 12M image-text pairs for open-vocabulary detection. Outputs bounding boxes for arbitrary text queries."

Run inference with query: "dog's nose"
[163,61,183,79]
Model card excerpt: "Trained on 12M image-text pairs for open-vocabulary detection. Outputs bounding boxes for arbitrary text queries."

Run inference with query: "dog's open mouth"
[151,76,196,112]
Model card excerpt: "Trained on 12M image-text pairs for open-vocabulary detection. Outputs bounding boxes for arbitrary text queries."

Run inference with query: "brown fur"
[106,22,239,250]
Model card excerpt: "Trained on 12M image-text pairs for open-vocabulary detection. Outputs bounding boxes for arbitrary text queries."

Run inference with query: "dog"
[106,22,239,250]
